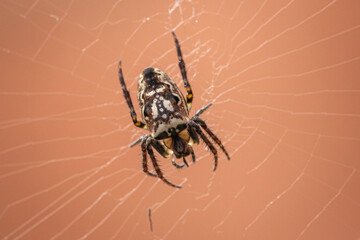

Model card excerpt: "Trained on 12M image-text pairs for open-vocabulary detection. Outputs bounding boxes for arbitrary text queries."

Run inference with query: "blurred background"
[0,0,359,239]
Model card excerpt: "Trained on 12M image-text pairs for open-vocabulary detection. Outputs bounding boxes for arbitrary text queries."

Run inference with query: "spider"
[118,32,230,188]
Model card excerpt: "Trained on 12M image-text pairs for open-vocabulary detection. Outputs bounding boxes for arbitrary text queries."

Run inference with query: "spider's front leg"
[171,145,196,168]
[193,103,212,118]
[189,121,219,171]
[146,137,182,188]
[171,156,189,169]
[193,117,230,160]
[118,61,147,129]
[141,136,157,177]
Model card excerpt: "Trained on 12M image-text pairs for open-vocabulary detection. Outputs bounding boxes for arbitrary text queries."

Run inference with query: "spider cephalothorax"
[118,32,230,188]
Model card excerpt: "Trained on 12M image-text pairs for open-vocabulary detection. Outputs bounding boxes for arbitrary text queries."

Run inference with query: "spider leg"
[171,32,193,112]
[194,103,212,118]
[183,156,189,167]
[171,156,187,169]
[146,138,182,188]
[193,117,230,160]
[189,146,196,163]
[171,149,193,168]
[118,61,147,129]
[141,136,157,177]
[187,123,199,145]
[130,135,143,147]
[189,121,218,171]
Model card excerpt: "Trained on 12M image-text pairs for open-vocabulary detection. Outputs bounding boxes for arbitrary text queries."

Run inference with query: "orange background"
[1,0,360,239]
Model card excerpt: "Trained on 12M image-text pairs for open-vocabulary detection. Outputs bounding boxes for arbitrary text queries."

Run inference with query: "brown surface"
[1,0,360,239]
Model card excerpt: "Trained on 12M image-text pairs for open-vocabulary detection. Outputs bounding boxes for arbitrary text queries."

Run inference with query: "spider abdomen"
[137,67,188,138]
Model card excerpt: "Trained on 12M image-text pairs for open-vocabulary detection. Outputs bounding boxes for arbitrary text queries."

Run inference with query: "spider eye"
[172,95,180,104]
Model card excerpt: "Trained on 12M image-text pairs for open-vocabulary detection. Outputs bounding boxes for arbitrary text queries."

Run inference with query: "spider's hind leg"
[118,61,147,129]
[172,32,193,112]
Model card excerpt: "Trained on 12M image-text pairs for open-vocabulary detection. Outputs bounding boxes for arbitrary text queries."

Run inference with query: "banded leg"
[187,124,199,145]
[172,32,193,112]
[171,146,195,168]
[130,135,143,147]
[183,157,189,167]
[189,146,196,163]
[171,156,189,169]
[146,138,181,188]
[193,117,230,160]
[194,103,212,118]
[141,137,157,177]
[118,61,146,129]
[189,121,218,171]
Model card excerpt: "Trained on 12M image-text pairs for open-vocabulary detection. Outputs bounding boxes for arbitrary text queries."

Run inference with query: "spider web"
[1,0,360,239]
